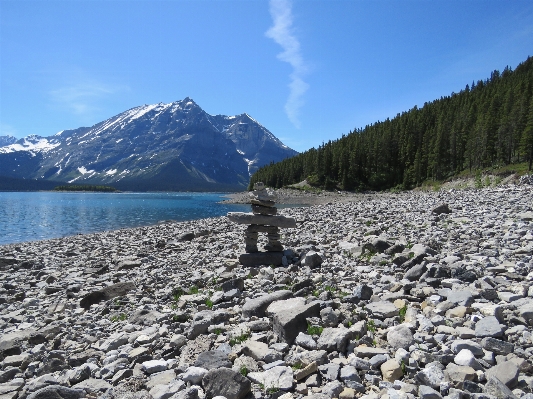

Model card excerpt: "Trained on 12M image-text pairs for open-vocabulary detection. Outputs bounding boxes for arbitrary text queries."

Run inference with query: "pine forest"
[250,56,533,191]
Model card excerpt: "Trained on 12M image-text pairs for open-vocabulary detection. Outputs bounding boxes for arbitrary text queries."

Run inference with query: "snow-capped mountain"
[0,135,17,147]
[0,98,298,191]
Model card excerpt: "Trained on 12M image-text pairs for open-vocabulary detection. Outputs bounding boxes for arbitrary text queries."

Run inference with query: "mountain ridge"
[0,98,297,191]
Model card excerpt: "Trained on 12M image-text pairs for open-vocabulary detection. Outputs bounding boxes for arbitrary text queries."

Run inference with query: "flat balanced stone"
[239,252,284,267]
[227,213,296,228]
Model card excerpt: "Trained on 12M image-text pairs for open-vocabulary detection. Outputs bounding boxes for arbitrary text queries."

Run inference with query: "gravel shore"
[1,184,533,399]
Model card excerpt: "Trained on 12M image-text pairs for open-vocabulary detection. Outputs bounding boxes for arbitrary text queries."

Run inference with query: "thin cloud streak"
[266,0,309,129]
[50,83,115,117]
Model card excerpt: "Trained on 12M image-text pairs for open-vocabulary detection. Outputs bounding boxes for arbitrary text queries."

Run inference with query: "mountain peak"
[0,99,297,191]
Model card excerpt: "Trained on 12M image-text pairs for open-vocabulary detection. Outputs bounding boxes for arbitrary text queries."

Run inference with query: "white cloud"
[49,78,128,122]
[266,0,309,128]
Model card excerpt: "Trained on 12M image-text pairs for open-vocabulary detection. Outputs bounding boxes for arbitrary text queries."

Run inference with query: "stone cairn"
[227,182,296,266]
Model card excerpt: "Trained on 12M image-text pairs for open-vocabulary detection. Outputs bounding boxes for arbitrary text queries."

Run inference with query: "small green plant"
[475,170,483,189]
[188,285,199,295]
[312,289,320,297]
[347,321,353,327]
[398,305,408,323]
[361,249,376,262]
[401,359,406,374]
[239,365,248,377]
[484,175,491,187]
[408,252,415,259]
[266,387,280,395]
[110,313,127,322]
[379,260,387,266]
[229,331,250,347]
[365,220,373,226]
[205,298,213,309]
[214,328,222,335]
[367,319,376,333]
[406,242,414,249]
[291,362,303,370]
[372,339,377,347]
[307,323,323,336]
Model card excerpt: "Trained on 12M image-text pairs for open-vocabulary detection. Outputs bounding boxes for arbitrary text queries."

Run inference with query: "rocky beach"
[1,182,533,399]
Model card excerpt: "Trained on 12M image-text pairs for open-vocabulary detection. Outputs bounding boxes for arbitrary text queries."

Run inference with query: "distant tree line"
[250,56,533,191]
[54,184,118,192]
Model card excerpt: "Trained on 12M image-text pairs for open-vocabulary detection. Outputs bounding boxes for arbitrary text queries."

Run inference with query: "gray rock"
[444,362,476,383]
[352,285,373,300]
[415,363,446,389]
[475,316,504,338]
[365,301,399,319]
[188,310,214,339]
[481,337,514,355]
[273,301,321,344]
[321,380,343,398]
[242,340,282,363]
[483,376,520,399]
[418,385,443,399]
[339,365,361,383]
[239,252,285,267]
[27,386,85,399]
[450,340,484,356]
[181,366,208,384]
[171,387,199,399]
[404,263,428,281]
[294,332,317,350]
[79,281,135,309]
[302,251,323,269]
[369,353,389,369]
[221,278,244,293]
[318,363,340,381]
[432,203,451,215]
[142,359,168,374]
[316,327,353,353]
[194,350,232,370]
[129,308,164,325]
[202,367,252,399]
[242,290,293,319]
[448,290,474,307]
[247,366,294,390]
[485,361,520,389]
[387,324,414,351]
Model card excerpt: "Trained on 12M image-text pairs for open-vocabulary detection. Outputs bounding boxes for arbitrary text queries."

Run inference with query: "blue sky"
[1,0,532,152]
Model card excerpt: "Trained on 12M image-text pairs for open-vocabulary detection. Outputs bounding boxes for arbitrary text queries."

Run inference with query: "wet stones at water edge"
[227,182,296,266]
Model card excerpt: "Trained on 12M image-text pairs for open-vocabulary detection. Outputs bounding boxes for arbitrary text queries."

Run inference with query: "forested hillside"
[250,56,533,191]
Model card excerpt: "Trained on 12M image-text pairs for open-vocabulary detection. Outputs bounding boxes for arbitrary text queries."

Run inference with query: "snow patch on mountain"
[0,136,60,154]
[77,166,95,175]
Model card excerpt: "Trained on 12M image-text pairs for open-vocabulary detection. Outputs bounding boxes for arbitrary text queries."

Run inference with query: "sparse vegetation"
[307,323,323,336]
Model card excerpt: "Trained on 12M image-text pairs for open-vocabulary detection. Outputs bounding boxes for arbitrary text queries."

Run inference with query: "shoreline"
[1,185,533,398]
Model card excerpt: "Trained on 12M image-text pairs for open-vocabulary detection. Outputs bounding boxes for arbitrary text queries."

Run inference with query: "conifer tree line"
[250,56,533,191]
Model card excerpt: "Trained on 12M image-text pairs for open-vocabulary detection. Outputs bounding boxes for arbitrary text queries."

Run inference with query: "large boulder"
[202,367,251,399]
[273,301,321,344]
[242,290,293,319]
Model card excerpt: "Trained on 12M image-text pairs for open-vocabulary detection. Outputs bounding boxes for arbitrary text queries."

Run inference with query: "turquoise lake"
[0,192,250,245]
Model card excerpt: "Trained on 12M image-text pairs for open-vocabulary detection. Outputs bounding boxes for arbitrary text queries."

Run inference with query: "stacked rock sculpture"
[227,182,296,266]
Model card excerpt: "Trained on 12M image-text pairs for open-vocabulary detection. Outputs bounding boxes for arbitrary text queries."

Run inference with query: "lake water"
[0,192,251,245]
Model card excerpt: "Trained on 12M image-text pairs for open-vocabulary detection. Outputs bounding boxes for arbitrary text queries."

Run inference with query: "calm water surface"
[0,192,250,245]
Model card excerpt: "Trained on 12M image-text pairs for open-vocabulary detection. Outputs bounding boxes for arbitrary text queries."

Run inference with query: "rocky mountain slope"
[0,99,297,191]
[0,184,532,398]
[0,135,16,147]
